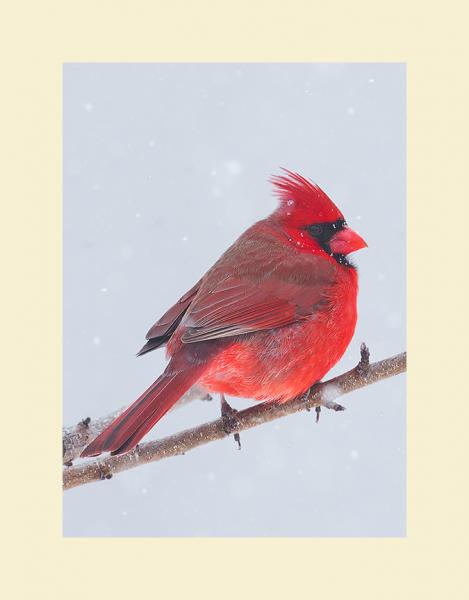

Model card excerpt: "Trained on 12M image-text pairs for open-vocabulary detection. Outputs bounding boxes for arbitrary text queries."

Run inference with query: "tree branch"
[63,345,406,491]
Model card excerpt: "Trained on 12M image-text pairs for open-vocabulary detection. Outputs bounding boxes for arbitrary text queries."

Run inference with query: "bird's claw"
[303,382,322,417]
[315,405,321,423]
[303,382,346,421]
[314,402,344,422]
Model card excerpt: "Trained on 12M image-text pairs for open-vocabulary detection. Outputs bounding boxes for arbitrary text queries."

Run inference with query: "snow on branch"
[63,345,406,491]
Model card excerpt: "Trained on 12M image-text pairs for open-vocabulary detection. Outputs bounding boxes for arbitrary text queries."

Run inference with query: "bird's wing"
[137,280,201,355]
[181,247,336,344]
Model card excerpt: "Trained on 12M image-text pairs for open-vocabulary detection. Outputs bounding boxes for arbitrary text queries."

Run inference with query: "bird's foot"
[304,382,346,421]
[304,382,322,414]
[220,395,241,450]
[315,399,346,422]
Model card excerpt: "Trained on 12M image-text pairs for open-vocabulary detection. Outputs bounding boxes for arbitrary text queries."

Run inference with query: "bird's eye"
[308,224,323,237]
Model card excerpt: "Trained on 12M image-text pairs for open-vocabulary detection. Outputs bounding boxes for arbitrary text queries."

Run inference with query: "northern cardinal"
[81,170,367,457]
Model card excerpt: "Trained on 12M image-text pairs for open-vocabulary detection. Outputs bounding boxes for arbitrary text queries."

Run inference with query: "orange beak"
[329,226,367,255]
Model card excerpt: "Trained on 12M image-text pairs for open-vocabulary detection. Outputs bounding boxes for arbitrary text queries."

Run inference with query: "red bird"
[82,170,367,457]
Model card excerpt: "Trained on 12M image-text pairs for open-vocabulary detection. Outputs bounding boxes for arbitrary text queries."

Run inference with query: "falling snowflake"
[225,160,243,176]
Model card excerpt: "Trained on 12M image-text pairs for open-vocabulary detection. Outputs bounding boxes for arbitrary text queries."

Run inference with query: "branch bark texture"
[63,346,406,491]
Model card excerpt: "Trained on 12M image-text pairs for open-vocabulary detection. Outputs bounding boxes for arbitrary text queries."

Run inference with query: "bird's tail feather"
[81,360,206,457]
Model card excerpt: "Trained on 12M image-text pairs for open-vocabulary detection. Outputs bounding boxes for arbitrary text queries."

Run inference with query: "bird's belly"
[199,305,356,402]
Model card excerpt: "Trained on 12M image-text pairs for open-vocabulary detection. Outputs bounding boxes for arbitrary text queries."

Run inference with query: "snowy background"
[63,63,406,537]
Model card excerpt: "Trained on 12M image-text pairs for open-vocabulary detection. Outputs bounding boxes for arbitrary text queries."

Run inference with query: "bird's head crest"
[270,169,344,227]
